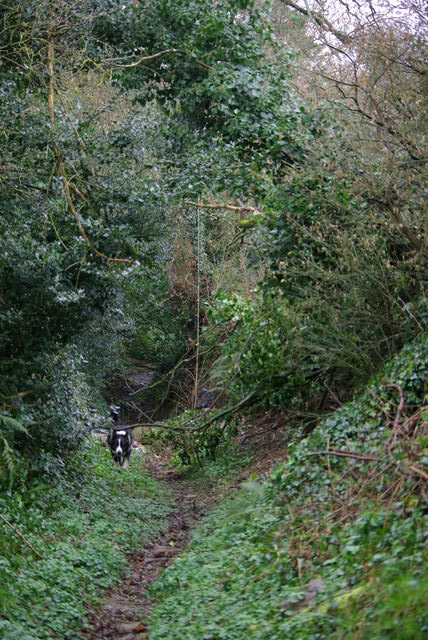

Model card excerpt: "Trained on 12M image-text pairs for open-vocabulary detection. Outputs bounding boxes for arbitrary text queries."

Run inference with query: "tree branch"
[184,200,262,216]
[0,513,42,558]
[279,0,350,44]
[107,48,214,72]
[304,449,379,462]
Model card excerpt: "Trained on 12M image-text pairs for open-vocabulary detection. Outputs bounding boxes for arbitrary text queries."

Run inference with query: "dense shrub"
[206,160,427,412]
[0,42,176,479]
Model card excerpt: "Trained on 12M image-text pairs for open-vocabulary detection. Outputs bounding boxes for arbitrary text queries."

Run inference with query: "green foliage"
[269,333,428,496]
[0,414,29,489]
[96,0,302,169]
[142,408,241,468]
[0,441,172,639]
[148,336,428,639]
[208,186,427,410]
[209,290,296,407]
[122,266,187,369]
[184,441,253,485]
[169,413,241,468]
[0,0,301,479]
[0,7,178,474]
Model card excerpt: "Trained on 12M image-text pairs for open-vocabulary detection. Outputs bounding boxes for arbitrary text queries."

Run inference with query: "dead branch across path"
[124,386,260,433]
[123,371,292,434]
[304,449,380,462]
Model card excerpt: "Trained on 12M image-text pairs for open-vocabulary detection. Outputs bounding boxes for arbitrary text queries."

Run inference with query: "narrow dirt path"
[84,366,212,640]
[83,451,213,640]
[85,370,286,640]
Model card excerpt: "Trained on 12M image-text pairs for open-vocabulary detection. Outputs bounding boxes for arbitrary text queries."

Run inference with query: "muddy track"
[83,453,213,640]
[85,371,286,640]
[85,367,208,640]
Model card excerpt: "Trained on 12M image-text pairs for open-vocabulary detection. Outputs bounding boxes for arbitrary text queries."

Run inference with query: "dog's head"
[108,429,132,457]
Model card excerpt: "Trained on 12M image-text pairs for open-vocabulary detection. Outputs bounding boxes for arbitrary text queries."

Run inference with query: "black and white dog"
[107,405,132,469]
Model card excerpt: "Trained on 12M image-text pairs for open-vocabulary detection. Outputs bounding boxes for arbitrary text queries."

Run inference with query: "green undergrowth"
[181,442,254,487]
[148,335,428,639]
[0,441,173,640]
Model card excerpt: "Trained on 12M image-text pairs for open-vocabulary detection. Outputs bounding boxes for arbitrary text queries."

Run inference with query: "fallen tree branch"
[199,386,261,433]
[184,200,263,216]
[117,390,261,433]
[304,449,379,462]
[122,421,194,432]
[0,513,42,558]
[121,371,292,434]
[119,387,261,433]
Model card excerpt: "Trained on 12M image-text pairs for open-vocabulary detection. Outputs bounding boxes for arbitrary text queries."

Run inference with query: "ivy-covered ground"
[1,340,426,640]
[147,335,428,639]
[0,443,172,640]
